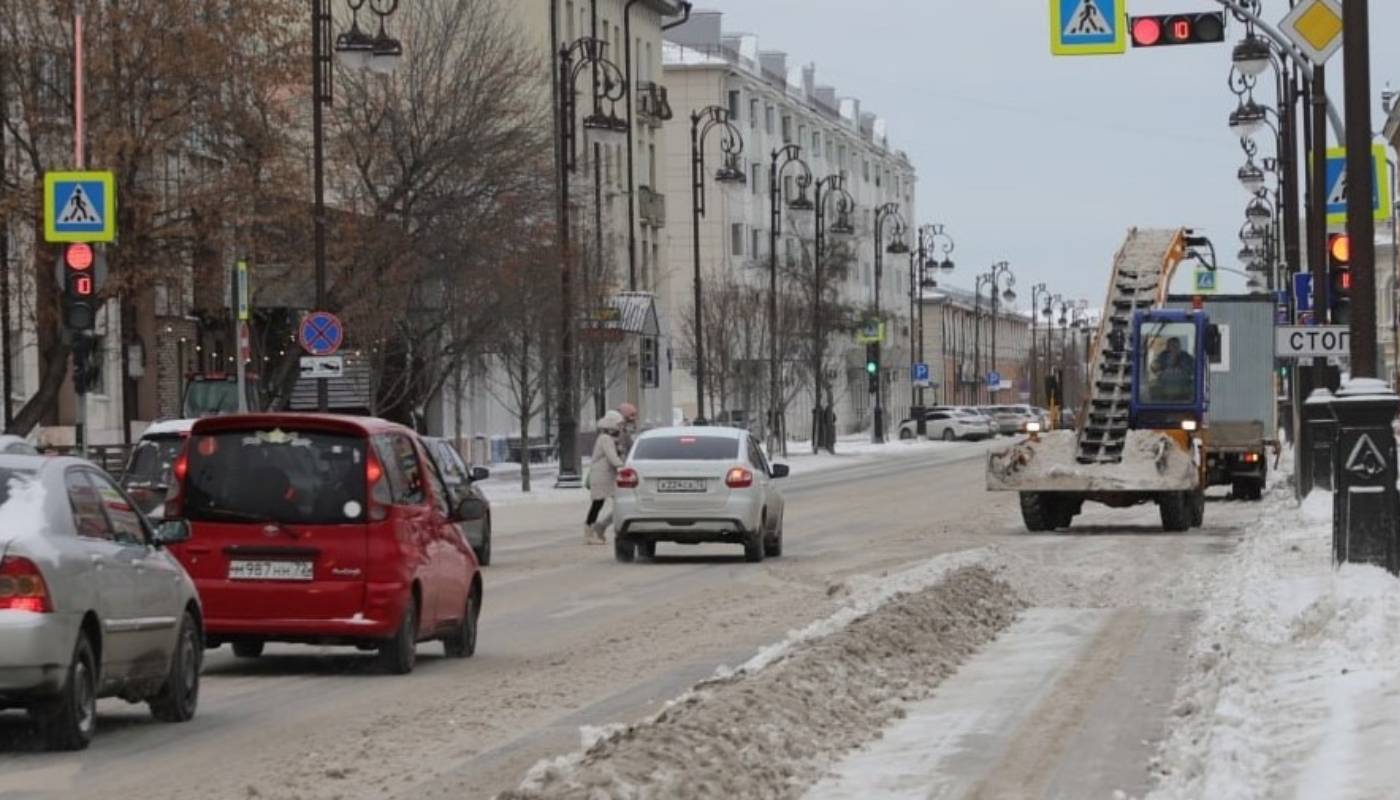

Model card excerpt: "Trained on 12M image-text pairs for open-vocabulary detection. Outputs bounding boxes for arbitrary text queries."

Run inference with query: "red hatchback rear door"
[175,420,370,623]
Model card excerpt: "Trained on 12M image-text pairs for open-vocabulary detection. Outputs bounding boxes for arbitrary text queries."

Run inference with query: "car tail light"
[617,468,639,489]
[725,467,753,489]
[164,450,190,518]
[366,452,391,521]
[0,556,53,613]
[1244,452,1261,464]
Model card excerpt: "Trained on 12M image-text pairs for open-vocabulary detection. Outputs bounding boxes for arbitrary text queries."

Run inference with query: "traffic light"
[865,343,880,394]
[1329,233,1351,325]
[1129,13,1226,48]
[61,243,96,330]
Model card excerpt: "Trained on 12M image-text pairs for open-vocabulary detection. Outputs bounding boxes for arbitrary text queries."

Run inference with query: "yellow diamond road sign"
[1280,0,1343,64]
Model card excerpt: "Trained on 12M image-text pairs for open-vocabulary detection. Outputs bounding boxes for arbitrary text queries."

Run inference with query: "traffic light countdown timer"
[1129,13,1226,48]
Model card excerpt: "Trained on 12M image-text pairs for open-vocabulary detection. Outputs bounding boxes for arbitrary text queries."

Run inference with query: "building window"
[751,228,761,259]
[751,163,761,196]
[749,98,758,129]
[863,159,870,183]
[781,114,792,144]
[765,105,774,135]
[812,130,821,155]
[728,90,741,120]
[731,223,745,257]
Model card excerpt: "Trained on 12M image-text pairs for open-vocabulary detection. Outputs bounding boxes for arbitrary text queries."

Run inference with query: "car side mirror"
[153,519,191,547]
[470,466,490,482]
[455,497,488,522]
[770,463,790,479]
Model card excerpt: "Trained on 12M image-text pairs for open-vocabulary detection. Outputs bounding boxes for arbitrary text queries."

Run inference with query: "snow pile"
[1149,487,1400,799]
[0,476,47,548]
[499,559,1021,800]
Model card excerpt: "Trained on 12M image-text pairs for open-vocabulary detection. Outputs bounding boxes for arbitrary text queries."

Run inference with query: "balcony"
[639,185,666,228]
[637,81,673,127]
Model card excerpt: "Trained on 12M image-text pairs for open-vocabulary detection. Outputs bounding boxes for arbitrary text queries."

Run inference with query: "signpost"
[1275,324,1350,359]
[1050,0,1126,56]
[1322,145,1392,226]
[1279,0,1344,64]
[913,362,930,388]
[233,259,250,412]
[44,171,115,243]
[986,371,1002,392]
[856,320,886,344]
[299,355,345,379]
[298,311,344,357]
[1294,272,1314,314]
[1193,269,1218,294]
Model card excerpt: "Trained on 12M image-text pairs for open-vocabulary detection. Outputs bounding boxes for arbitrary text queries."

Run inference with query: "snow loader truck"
[987,228,1222,533]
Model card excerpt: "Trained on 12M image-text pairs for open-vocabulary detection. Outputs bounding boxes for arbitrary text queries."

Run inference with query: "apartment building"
[661,11,919,437]
[920,286,1034,407]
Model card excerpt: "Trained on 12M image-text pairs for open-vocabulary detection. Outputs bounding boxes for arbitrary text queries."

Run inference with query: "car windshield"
[632,435,740,461]
[183,381,242,417]
[125,435,185,486]
[428,442,469,486]
[1139,321,1198,405]
[183,428,368,525]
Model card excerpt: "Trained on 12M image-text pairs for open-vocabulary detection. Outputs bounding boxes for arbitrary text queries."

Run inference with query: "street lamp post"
[812,174,855,453]
[987,262,1015,402]
[1029,282,1048,406]
[554,33,628,487]
[910,224,954,433]
[872,202,908,444]
[689,106,747,426]
[310,0,403,412]
[768,145,814,456]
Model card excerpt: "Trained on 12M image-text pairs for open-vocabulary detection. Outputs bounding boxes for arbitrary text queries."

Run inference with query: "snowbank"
[499,551,1020,800]
[1149,486,1400,799]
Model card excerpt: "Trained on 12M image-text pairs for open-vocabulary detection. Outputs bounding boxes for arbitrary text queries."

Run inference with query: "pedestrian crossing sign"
[1050,0,1126,56]
[1321,145,1392,226]
[44,171,116,243]
[1193,268,1218,294]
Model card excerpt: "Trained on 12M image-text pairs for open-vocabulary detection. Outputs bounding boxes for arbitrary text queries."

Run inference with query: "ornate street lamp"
[871,202,906,444]
[688,105,746,426]
[811,174,855,453]
[768,145,814,455]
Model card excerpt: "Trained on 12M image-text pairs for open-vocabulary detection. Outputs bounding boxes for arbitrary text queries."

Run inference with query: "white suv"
[612,427,788,563]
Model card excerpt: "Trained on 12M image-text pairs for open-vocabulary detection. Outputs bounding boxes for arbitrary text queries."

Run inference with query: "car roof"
[140,419,198,437]
[638,426,745,440]
[190,413,414,437]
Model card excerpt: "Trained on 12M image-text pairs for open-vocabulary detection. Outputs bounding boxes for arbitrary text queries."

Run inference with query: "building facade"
[919,286,1034,408]
[661,11,920,439]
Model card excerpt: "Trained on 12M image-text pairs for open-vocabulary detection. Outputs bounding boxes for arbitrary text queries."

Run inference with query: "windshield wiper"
[194,507,275,524]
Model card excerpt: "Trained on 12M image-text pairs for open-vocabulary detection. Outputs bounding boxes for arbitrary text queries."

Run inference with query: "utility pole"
[1331,0,1399,574]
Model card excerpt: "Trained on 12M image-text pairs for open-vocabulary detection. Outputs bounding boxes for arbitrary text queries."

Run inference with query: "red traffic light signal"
[1329,233,1351,264]
[64,243,94,271]
[1130,13,1226,47]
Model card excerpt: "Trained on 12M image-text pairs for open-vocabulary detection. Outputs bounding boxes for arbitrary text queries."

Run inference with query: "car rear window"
[632,436,740,461]
[125,435,185,485]
[183,428,368,525]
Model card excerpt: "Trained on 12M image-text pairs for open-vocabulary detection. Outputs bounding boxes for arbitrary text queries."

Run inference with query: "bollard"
[1329,379,1400,572]
[1305,389,1336,493]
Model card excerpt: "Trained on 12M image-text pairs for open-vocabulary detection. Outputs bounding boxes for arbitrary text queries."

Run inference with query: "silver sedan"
[0,455,202,750]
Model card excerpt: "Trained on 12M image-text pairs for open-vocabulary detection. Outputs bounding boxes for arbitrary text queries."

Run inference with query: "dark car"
[421,437,493,566]
[120,420,196,519]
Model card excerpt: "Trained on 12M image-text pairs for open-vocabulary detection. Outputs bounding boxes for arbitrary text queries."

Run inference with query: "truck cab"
[1129,309,1217,432]
[182,373,261,417]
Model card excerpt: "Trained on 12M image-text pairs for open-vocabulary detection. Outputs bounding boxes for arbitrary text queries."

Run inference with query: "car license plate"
[228,560,314,581]
[657,479,706,493]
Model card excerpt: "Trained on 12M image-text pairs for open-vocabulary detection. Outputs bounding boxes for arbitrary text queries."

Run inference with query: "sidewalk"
[476,433,979,506]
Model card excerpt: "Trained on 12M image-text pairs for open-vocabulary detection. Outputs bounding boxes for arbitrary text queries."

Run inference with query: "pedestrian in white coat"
[584,410,625,545]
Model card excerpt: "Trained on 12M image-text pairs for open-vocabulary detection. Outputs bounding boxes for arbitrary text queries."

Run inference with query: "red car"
[163,414,483,674]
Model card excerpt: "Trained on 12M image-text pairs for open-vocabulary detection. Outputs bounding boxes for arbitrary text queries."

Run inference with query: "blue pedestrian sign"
[44,171,116,243]
[299,311,344,357]
[1294,272,1313,314]
[1323,145,1393,226]
[913,363,930,386]
[1050,0,1126,56]
[986,371,1002,390]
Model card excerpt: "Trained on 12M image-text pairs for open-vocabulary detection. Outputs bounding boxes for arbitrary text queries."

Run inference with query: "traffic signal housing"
[865,343,880,394]
[1130,13,1226,48]
[1329,233,1351,325]
[62,243,96,330]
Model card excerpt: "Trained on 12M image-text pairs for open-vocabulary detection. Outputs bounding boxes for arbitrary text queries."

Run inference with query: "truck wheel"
[1189,490,1205,528]
[1159,492,1192,532]
[1019,493,1053,532]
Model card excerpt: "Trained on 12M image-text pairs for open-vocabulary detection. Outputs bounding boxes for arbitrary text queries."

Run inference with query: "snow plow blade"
[987,430,1198,493]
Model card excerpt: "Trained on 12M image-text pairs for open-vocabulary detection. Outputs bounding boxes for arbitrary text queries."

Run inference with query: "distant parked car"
[612,427,787,563]
[898,410,990,442]
[421,436,494,566]
[120,419,196,520]
[984,405,1038,435]
[0,454,203,750]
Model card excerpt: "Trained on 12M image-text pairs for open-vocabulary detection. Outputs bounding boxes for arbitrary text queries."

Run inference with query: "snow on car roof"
[638,426,745,440]
[141,419,197,437]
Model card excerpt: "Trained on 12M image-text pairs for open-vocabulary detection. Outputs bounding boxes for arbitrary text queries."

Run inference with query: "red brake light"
[0,556,53,613]
[725,467,753,489]
[366,457,384,484]
[617,468,639,489]
[173,453,188,481]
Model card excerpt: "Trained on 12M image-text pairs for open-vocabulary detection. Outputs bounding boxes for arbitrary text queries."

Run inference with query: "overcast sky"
[694,0,1400,311]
